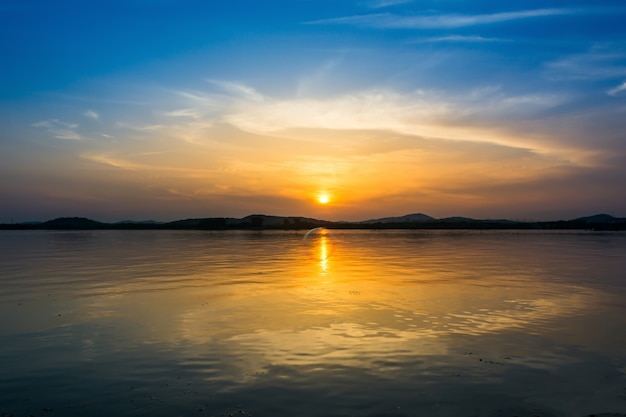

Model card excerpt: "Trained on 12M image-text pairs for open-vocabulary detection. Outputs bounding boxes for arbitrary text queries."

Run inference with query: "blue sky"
[1,0,626,222]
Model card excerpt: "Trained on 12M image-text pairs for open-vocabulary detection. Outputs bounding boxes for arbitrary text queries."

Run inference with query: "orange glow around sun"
[317,194,330,204]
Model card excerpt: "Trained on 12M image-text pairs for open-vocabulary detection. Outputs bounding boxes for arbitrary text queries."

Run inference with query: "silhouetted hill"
[574,214,616,223]
[1,213,624,230]
[42,217,106,229]
[115,220,164,225]
[439,216,475,223]
[360,213,435,224]
[164,218,212,228]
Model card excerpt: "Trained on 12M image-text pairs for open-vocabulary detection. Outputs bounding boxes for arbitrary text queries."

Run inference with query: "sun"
[317,194,330,204]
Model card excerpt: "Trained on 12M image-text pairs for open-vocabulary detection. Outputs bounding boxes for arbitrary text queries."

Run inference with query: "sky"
[1,0,626,222]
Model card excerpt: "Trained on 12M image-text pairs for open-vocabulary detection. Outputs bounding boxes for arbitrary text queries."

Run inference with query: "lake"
[1,229,625,417]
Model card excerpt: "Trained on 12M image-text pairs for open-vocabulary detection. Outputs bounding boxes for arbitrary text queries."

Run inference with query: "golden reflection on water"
[318,234,330,274]
[2,231,626,416]
[3,231,625,378]
[139,231,614,374]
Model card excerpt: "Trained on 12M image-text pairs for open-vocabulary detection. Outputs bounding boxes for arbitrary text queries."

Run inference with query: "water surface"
[1,230,625,416]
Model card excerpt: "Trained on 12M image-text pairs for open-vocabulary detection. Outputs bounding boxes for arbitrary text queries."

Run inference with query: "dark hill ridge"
[360,213,435,224]
[42,217,106,229]
[574,214,616,223]
[115,220,163,225]
[1,213,625,230]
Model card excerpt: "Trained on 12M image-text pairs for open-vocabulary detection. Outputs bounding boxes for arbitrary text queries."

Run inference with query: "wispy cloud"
[607,81,626,96]
[206,80,264,102]
[546,50,626,81]
[165,83,565,155]
[367,0,413,9]
[82,153,140,169]
[32,119,82,140]
[84,109,99,120]
[164,108,199,118]
[306,9,574,29]
[51,129,82,140]
[416,35,508,43]
[32,119,78,129]
[296,60,339,96]
[115,122,166,131]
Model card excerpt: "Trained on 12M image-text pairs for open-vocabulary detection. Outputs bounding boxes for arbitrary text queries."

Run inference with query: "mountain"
[438,216,475,223]
[115,220,164,225]
[1,213,624,230]
[359,213,436,224]
[574,214,616,223]
[41,217,106,229]
[236,214,331,227]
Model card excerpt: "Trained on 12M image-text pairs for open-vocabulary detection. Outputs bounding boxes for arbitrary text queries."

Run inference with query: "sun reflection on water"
[318,235,329,274]
[303,227,333,275]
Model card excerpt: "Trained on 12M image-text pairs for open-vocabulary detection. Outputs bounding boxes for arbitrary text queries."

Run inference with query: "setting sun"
[317,194,330,204]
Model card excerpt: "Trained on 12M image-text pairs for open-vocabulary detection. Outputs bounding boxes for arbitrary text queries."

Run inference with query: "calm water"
[1,229,625,417]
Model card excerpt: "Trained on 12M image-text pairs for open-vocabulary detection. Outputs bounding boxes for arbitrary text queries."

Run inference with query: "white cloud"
[368,0,413,9]
[207,85,564,152]
[164,108,199,118]
[84,109,99,120]
[307,9,573,29]
[205,80,264,102]
[115,122,166,131]
[32,119,81,140]
[51,129,81,140]
[156,81,574,162]
[32,119,78,129]
[82,153,137,169]
[136,124,165,131]
[607,81,626,96]
[296,60,338,96]
[418,35,508,43]
[32,120,55,128]
[545,49,626,81]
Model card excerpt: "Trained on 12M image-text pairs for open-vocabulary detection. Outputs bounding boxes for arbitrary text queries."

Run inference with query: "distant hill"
[115,220,164,225]
[360,213,435,224]
[1,213,624,230]
[41,217,106,229]
[236,214,331,227]
[574,214,616,223]
[163,215,332,229]
[438,216,475,223]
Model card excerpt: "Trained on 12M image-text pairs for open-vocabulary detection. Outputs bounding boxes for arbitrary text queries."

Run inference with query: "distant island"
[1,213,625,231]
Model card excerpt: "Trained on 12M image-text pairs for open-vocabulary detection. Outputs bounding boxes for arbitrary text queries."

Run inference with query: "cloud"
[417,35,508,43]
[32,119,82,140]
[51,129,82,140]
[607,81,626,96]
[214,87,564,152]
[306,9,573,29]
[545,49,626,81]
[296,60,338,96]
[115,122,166,131]
[32,119,78,129]
[151,82,577,165]
[205,80,264,102]
[31,120,56,128]
[164,108,199,118]
[84,109,99,120]
[367,0,413,9]
[82,153,140,169]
